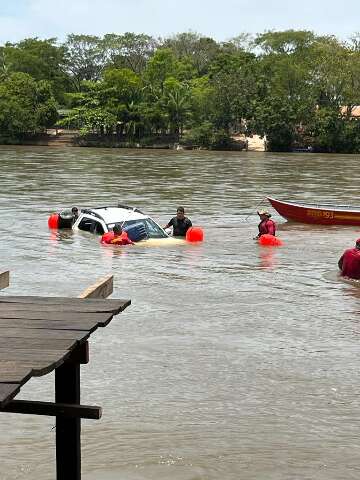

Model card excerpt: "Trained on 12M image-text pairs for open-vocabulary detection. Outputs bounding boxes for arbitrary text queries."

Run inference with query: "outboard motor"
[124,223,148,242]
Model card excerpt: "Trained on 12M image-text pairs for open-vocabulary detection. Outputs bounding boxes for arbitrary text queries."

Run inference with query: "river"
[1,146,360,480]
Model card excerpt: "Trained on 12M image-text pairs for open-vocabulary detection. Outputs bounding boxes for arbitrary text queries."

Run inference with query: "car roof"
[82,206,148,224]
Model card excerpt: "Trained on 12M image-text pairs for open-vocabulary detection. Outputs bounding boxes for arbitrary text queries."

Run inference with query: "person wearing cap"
[164,206,192,237]
[255,210,276,239]
[101,224,134,245]
[71,207,79,223]
[338,238,360,279]
[57,206,79,228]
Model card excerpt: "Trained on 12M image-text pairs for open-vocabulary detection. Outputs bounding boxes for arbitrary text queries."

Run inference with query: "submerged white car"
[72,205,170,242]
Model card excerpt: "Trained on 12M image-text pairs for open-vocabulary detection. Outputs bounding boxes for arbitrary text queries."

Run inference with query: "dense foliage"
[1,30,360,151]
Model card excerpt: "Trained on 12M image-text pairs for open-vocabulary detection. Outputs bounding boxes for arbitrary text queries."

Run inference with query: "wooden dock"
[0,272,130,480]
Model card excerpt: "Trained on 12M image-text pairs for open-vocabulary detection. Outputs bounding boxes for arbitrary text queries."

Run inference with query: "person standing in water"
[164,206,192,237]
[57,206,79,228]
[255,210,276,239]
[71,207,79,223]
[338,238,360,279]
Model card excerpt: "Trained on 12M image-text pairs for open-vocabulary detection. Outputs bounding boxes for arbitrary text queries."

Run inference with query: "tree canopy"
[1,29,360,152]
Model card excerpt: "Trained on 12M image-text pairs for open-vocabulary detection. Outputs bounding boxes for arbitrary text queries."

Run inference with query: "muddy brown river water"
[1,146,360,480]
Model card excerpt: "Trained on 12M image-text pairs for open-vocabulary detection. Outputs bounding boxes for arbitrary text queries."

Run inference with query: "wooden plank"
[0,360,67,381]
[0,296,128,309]
[0,296,124,305]
[2,361,65,378]
[1,400,101,419]
[0,363,32,383]
[0,316,115,331]
[78,274,114,299]
[0,302,129,314]
[0,327,89,341]
[0,304,121,314]
[0,348,70,360]
[0,271,9,291]
[0,311,113,322]
[0,349,71,377]
[0,318,99,331]
[0,337,78,350]
[0,383,20,406]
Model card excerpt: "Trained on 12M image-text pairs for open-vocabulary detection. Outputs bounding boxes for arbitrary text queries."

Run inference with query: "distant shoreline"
[0,130,265,152]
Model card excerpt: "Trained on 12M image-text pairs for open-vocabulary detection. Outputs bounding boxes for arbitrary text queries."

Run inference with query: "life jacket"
[258,219,276,236]
[101,232,114,244]
[101,231,133,245]
[340,248,360,279]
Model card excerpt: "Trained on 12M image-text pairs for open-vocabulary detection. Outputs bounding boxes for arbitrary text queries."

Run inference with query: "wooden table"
[0,295,130,480]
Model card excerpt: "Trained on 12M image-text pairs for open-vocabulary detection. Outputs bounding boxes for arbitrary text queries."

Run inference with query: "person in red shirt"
[255,210,276,239]
[101,224,134,246]
[338,238,360,279]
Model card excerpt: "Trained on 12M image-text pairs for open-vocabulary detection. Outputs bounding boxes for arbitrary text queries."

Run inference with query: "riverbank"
[0,129,250,151]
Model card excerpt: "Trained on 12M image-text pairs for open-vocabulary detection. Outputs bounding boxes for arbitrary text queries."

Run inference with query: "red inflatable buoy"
[48,213,60,229]
[258,234,283,247]
[186,227,204,242]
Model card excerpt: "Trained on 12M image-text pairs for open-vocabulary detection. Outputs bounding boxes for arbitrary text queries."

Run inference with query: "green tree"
[208,51,257,132]
[64,34,107,90]
[160,77,192,136]
[102,68,142,136]
[103,33,158,74]
[0,72,58,137]
[163,31,220,75]
[254,30,316,55]
[0,38,69,101]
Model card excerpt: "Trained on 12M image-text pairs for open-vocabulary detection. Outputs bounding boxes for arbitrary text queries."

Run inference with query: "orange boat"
[268,197,360,226]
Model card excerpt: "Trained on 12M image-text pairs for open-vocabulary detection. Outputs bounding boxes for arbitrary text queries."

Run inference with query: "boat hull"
[268,197,360,226]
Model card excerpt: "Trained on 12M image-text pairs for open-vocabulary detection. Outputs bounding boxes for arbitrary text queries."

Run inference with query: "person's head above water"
[257,210,271,219]
[113,224,122,235]
[355,238,360,249]
[71,207,79,217]
[176,206,185,219]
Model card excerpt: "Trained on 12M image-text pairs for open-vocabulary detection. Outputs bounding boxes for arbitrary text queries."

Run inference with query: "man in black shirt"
[164,206,192,237]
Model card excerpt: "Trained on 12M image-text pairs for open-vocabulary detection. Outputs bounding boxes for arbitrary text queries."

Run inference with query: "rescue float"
[268,197,360,226]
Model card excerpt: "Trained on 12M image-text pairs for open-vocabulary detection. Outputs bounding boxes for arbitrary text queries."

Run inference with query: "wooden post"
[55,357,81,480]
[55,342,88,480]
[54,276,113,479]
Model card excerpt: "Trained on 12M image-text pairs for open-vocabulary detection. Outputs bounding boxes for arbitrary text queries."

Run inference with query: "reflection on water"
[1,146,360,479]
[258,246,278,269]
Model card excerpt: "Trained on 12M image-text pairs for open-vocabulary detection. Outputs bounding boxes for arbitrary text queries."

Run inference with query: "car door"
[77,216,105,235]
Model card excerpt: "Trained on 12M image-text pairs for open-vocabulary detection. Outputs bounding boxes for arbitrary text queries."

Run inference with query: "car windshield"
[107,218,168,239]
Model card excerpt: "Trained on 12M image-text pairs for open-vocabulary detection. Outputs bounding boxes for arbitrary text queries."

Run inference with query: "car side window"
[144,219,167,238]
[78,217,104,235]
[94,222,104,234]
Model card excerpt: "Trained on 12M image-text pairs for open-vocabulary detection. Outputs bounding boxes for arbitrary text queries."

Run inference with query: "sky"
[0,0,359,44]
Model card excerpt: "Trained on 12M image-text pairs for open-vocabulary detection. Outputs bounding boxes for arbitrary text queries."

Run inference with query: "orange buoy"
[258,234,283,247]
[48,213,60,229]
[186,227,204,242]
